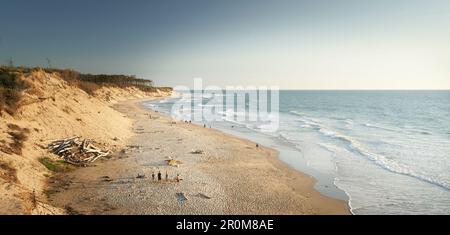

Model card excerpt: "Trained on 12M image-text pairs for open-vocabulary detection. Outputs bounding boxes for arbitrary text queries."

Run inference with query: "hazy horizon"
[1,0,449,89]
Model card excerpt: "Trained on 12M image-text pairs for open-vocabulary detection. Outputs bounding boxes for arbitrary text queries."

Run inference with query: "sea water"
[144,91,450,215]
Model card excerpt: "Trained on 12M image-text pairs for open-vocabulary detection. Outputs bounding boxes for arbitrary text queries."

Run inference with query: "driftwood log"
[47,136,110,166]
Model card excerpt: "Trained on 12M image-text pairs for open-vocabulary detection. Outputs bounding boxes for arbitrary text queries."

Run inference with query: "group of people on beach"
[181,119,213,128]
[151,171,182,183]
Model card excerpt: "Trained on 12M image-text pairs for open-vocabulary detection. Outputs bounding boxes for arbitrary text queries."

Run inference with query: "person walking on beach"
[152,172,155,180]
[165,171,169,181]
[158,171,162,181]
[176,174,182,183]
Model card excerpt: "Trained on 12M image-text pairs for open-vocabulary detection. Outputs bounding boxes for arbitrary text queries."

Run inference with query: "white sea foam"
[362,123,397,132]
[291,109,450,190]
[317,126,450,190]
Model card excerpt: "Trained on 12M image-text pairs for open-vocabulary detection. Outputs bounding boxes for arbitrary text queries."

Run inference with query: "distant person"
[165,171,169,181]
[158,171,162,181]
[204,124,206,128]
[152,172,155,180]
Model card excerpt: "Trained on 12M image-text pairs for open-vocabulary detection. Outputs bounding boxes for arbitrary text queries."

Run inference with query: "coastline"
[0,70,171,214]
[48,98,350,215]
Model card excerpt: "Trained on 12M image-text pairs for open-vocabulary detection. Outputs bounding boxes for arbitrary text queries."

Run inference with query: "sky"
[1,0,449,89]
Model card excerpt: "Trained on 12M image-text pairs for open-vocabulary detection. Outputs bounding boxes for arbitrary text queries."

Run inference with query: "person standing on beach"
[165,171,169,181]
[158,171,162,181]
[152,172,155,180]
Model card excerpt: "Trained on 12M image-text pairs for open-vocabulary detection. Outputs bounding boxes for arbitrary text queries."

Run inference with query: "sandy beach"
[48,99,350,215]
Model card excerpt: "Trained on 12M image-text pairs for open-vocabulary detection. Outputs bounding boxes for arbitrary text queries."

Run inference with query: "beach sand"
[49,99,350,215]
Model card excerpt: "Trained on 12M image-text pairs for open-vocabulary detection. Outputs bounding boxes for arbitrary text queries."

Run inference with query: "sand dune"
[0,70,168,214]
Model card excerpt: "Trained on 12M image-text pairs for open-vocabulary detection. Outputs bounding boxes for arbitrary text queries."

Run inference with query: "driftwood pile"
[47,136,110,166]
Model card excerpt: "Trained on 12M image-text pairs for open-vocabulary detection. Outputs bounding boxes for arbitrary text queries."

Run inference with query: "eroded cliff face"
[0,70,170,214]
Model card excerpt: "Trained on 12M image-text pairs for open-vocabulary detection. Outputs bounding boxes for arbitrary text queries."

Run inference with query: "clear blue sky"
[1,0,449,89]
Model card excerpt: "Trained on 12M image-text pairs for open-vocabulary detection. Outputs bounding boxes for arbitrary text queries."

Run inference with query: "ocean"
[144,91,450,215]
